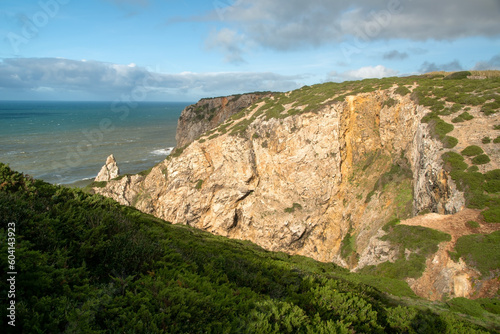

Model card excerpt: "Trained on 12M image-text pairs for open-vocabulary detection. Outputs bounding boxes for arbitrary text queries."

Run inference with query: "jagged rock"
[95,154,120,182]
[175,93,272,148]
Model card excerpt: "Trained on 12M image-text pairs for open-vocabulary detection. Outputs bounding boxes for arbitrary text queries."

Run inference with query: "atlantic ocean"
[0,101,190,186]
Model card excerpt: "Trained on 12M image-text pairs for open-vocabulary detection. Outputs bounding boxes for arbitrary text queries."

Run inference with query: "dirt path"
[401,208,500,245]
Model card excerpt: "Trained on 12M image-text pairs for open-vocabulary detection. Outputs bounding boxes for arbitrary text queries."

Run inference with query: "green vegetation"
[284,202,302,213]
[461,145,484,156]
[394,85,411,96]
[472,154,491,165]
[482,137,492,144]
[359,225,451,280]
[466,220,480,229]
[1,164,498,332]
[138,166,153,176]
[443,71,472,80]
[442,151,499,221]
[87,180,107,188]
[454,231,500,276]
[340,232,356,259]
[447,298,485,318]
[382,97,397,108]
[195,179,204,190]
[494,136,500,144]
[452,112,474,123]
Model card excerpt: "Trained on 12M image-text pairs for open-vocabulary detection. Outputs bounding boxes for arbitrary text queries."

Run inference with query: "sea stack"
[95,154,120,182]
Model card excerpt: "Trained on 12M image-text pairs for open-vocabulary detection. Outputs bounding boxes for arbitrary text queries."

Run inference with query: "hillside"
[90,71,500,300]
[1,164,499,332]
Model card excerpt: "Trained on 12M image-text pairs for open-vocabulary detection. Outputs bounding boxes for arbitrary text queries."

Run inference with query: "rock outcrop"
[175,93,272,148]
[94,89,459,259]
[95,154,120,182]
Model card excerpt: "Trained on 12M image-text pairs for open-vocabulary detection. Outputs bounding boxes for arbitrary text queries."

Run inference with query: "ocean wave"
[151,147,174,156]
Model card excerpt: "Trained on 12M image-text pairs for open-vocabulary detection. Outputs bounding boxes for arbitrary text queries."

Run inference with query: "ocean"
[0,101,190,186]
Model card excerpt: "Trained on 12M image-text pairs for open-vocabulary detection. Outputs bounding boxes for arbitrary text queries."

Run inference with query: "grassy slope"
[1,164,498,333]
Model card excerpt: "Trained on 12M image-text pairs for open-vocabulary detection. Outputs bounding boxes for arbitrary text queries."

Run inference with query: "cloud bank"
[203,0,500,60]
[0,58,303,100]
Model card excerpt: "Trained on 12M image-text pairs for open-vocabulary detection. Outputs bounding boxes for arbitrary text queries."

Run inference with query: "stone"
[95,154,120,182]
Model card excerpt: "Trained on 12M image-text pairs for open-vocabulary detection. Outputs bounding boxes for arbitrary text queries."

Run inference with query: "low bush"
[461,145,484,156]
[472,154,491,165]
[454,231,500,275]
[443,71,472,80]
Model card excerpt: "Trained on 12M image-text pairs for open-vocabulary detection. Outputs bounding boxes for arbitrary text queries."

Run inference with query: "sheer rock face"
[93,89,477,299]
[175,93,272,148]
[94,90,463,257]
[95,154,120,182]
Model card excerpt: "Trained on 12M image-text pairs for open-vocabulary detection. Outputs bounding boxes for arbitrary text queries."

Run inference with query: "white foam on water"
[151,147,174,156]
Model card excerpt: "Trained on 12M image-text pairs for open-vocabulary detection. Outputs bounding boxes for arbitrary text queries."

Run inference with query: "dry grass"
[424,70,500,78]
[470,70,500,78]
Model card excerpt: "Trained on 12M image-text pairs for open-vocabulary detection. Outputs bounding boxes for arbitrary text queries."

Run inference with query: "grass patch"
[382,97,397,108]
[284,202,302,213]
[340,232,357,260]
[482,137,491,144]
[447,298,485,318]
[494,136,500,144]
[195,179,203,190]
[466,220,480,229]
[454,231,500,276]
[394,85,411,96]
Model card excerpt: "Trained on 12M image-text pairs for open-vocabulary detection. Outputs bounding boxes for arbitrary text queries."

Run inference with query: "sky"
[0,0,499,101]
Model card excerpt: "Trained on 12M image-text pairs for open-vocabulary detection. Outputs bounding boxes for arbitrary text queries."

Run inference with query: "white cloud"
[205,28,247,64]
[330,65,399,81]
[0,57,303,100]
[195,0,500,60]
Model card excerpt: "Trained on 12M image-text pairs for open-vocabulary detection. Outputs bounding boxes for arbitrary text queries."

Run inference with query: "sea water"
[0,101,190,186]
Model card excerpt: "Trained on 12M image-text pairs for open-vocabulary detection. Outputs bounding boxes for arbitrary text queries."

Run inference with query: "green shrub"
[466,221,480,229]
[195,179,203,190]
[382,97,397,108]
[394,85,411,96]
[461,145,484,156]
[494,136,500,143]
[447,297,484,318]
[340,233,356,259]
[471,154,490,165]
[442,136,458,148]
[284,202,302,213]
[442,152,468,172]
[443,71,472,80]
[482,137,491,144]
[452,112,474,123]
[482,207,500,223]
[454,231,500,275]
[477,298,500,315]
[468,165,479,173]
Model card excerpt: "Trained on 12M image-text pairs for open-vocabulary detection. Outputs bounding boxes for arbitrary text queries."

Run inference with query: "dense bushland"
[1,163,498,332]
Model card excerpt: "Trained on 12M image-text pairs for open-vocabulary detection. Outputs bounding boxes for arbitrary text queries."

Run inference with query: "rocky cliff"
[175,92,272,148]
[91,74,500,300]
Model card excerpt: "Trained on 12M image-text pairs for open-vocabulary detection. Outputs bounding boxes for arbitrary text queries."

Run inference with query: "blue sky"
[1,0,499,101]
